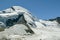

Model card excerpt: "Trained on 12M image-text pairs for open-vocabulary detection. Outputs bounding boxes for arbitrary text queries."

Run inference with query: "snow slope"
[0,6,60,40]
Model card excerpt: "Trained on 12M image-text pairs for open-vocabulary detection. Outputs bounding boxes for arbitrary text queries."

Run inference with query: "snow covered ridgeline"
[0,6,60,40]
[0,6,36,30]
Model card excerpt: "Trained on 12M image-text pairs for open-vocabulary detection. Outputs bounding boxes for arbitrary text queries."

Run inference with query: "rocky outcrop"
[49,17,60,24]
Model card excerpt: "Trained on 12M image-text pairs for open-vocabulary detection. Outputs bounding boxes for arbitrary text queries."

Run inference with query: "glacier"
[0,6,60,40]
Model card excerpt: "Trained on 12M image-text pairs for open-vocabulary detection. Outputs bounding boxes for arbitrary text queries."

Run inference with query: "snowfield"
[0,6,60,40]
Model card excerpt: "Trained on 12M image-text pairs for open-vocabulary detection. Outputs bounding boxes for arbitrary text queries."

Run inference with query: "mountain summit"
[0,6,29,13]
[0,6,60,40]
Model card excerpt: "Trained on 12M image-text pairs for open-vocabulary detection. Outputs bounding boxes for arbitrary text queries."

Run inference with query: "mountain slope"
[0,6,60,40]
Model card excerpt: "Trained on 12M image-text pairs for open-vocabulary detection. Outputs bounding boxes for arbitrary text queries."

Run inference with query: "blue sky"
[0,0,60,20]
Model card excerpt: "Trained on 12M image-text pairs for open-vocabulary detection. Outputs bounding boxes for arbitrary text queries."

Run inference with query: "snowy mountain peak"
[0,6,37,30]
[0,6,60,40]
[0,6,30,14]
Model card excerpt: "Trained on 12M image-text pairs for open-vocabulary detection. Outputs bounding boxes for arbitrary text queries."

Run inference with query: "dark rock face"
[11,7,15,11]
[6,19,14,26]
[25,29,34,34]
[56,17,60,24]
[2,11,6,13]
[49,17,60,24]
[6,14,24,27]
